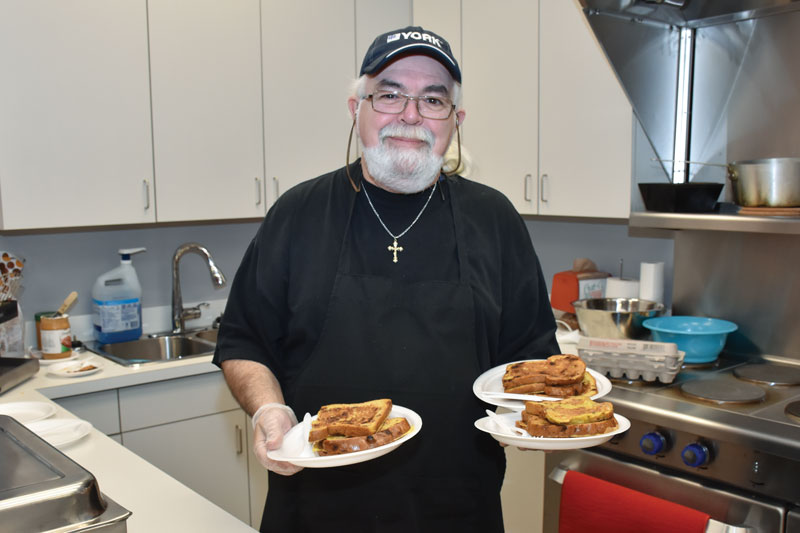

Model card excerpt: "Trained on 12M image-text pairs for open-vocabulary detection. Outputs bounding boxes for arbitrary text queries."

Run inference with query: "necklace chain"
[362,181,438,263]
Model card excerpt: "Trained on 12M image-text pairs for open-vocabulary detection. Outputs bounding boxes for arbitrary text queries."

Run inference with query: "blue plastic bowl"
[643,316,738,364]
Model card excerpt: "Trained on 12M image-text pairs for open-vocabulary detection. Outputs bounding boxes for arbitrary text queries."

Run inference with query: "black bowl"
[638,182,723,213]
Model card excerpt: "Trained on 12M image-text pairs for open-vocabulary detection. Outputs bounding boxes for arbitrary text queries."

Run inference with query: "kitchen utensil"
[572,298,665,340]
[638,182,723,213]
[54,291,78,317]
[654,157,800,207]
[728,157,800,207]
[642,316,738,364]
[0,415,131,531]
[484,409,528,437]
[0,251,24,301]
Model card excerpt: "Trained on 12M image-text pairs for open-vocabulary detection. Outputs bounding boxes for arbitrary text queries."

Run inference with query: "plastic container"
[40,313,72,359]
[92,248,146,344]
[35,311,56,350]
[577,336,685,383]
[643,316,738,364]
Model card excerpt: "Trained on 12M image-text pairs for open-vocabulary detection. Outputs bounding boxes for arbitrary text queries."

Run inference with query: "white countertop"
[1,351,257,533]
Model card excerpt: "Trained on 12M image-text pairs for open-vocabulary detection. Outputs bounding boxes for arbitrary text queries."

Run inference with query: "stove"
[600,352,800,506]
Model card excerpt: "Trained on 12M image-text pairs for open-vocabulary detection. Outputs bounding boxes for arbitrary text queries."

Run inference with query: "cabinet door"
[461,0,539,214]
[261,1,355,206]
[0,1,154,230]
[148,0,265,222]
[123,409,250,524]
[53,389,121,437]
[538,0,632,218]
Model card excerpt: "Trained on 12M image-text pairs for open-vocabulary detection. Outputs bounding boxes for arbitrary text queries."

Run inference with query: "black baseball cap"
[360,26,461,83]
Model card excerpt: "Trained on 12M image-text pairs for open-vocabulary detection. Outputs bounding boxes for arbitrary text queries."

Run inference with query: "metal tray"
[0,414,131,532]
[0,357,39,395]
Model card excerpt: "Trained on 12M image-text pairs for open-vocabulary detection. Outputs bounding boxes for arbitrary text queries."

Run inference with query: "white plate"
[26,418,93,447]
[48,359,103,378]
[472,361,612,409]
[0,401,56,423]
[475,411,630,450]
[267,405,422,468]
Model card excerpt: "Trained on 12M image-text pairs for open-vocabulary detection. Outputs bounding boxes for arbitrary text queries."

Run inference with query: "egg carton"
[577,336,685,384]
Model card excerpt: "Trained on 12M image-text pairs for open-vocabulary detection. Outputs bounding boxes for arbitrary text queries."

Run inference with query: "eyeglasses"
[365,90,455,120]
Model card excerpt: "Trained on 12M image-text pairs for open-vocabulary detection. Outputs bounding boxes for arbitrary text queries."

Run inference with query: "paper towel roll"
[639,262,665,303]
[605,277,640,299]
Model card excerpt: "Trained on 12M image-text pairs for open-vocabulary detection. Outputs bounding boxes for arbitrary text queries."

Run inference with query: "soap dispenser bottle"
[92,248,146,344]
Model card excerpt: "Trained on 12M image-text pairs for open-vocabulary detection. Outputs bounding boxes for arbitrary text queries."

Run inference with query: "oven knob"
[681,443,710,467]
[639,432,667,455]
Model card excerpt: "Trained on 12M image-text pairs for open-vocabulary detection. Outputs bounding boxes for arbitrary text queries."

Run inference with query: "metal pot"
[727,157,800,207]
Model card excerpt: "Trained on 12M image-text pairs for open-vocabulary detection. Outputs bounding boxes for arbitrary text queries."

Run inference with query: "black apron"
[261,183,506,533]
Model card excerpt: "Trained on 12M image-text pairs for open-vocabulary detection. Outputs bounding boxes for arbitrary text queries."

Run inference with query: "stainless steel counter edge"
[609,387,800,461]
[629,211,800,234]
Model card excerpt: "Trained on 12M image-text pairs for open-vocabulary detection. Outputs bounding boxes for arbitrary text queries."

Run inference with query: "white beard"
[361,123,444,194]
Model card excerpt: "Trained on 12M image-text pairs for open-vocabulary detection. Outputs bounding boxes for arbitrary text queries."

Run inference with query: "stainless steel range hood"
[578,0,800,187]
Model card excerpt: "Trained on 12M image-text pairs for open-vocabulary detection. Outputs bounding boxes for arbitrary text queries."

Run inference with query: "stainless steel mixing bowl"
[573,298,665,339]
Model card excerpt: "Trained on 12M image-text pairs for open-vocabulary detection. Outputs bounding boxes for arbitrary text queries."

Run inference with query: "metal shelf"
[629,209,800,235]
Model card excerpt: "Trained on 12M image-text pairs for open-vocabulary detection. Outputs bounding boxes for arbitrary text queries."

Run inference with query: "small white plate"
[48,359,103,378]
[475,411,630,450]
[26,418,93,447]
[267,405,422,468]
[0,401,56,423]
[472,361,612,409]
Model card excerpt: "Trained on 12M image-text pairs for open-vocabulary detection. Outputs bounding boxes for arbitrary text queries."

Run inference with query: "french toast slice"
[504,382,547,395]
[502,355,587,395]
[316,417,411,455]
[577,371,598,397]
[542,354,586,385]
[543,381,586,397]
[308,399,392,442]
[521,412,618,438]
[524,397,614,425]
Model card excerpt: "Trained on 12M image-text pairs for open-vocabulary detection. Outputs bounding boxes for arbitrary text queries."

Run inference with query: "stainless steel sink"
[191,328,218,343]
[85,331,217,366]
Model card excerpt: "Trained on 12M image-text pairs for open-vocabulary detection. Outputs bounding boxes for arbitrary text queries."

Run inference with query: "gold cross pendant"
[388,238,403,263]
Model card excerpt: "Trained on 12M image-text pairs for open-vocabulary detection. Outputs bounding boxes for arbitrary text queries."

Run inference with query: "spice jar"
[40,314,72,359]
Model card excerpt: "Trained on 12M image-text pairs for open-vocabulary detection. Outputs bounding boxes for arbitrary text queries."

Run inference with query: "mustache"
[378,124,434,147]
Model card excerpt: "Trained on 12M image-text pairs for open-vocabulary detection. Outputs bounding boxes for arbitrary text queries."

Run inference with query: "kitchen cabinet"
[53,389,121,437]
[117,372,252,525]
[123,410,251,523]
[148,0,266,222]
[415,0,631,218]
[0,0,155,230]
[247,418,268,527]
[460,0,540,215]
[502,447,545,533]
[261,1,355,206]
[538,0,632,218]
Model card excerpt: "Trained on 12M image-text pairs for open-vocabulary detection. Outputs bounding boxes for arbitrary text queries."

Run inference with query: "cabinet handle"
[540,174,549,203]
[254,177,262,206]
[142,179,150,210]
[524,174,532,202]
[235,424,243,455]
[273,176,280,199]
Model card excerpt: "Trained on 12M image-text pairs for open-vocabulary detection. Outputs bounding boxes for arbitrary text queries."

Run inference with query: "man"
[214,26,558,532]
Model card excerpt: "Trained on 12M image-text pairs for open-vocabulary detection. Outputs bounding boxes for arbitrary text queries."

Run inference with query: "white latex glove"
[251,403,303,476]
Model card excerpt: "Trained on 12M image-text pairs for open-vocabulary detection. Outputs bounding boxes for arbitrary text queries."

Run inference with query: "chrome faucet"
[171,242,227,334]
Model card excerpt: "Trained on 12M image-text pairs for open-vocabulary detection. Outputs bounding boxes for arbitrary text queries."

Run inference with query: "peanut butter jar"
[40,314,72,359]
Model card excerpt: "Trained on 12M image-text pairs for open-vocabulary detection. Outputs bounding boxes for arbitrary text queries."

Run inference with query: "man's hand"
[252,403,303,476]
